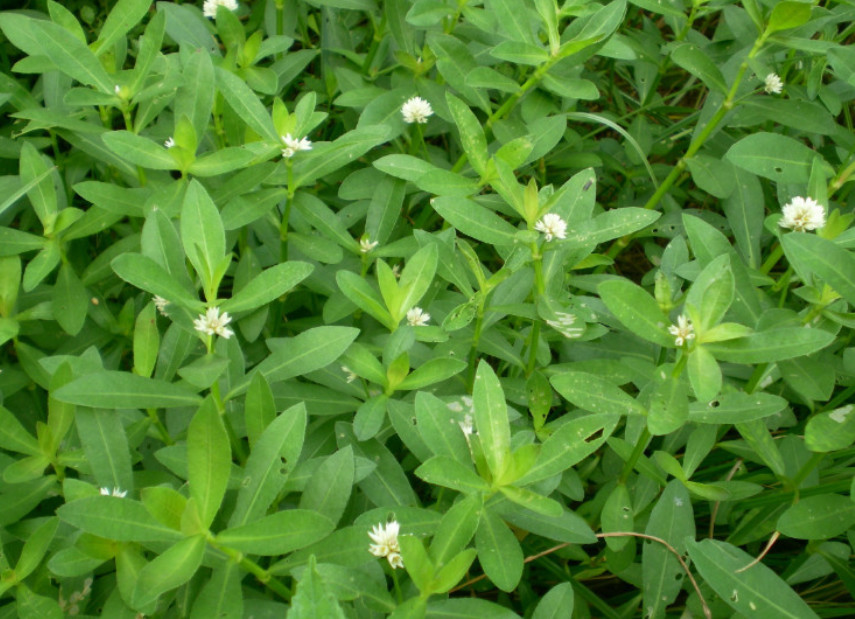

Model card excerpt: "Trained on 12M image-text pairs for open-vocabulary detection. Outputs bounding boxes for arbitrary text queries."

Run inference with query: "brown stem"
[735,530,780,574]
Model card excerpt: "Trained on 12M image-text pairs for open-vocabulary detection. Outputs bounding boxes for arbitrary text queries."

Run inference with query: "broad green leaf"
[485,0,538,44]
[111,253,201,310]
[95,0,153,55]
[688,391,787,424]
[447,92,488,176]
[647,374,688,436]
[432,548,477,594]
[704,328,834,363]
[181,180,226,296]
[292,126,391,188]
[499,485,562,518]
[567,208,660,246]
[722,168,764,268]
[685,254,734,332]
[670,43,727,94]
[397,358,467,391]
[0,405,41,457]
[415,456,490,494]
[805,404,855,452]
[414,392,471,465]
[354,394,388,441]
[176,47,216,140]
[141,486,186,531]
[57,496,183,542]
[550,371,646,417]
[0,228,44,256]
[473,361,511,479]
[190,562,243,619]
[601,483,633,551]
[373,154,436,182]
[736,419,786,477]
[215,66,278,141]
[221,261,313,314]
[15,585,64,619]
[427,598,522,618]
[189,147,258,177]
[686,154,736,199]
[767,1,812,33]
[687,346,721,403]
[288,555,347,619]
[20,142,57,230]
[75,408,134,496]
[598,279,674,347]
[336,270,395,329]
[54,371,202,409]
[53,262,87,336]
[15,517,58,581]
[687,538,819,618]
[230,402,306,527]
[643,482,694,619]
[394,243,438,321]
[476,508,523,592]
[244,372,276,449]
[725,132,818,184]
[26,19,113,92]
[23,242,61,292]
[777,495,855,540]
[431,197,519,246]
[229,327,360,398]
[294,191,361,252]
[299,446,354,526]
[217,509,335,555]
[130,535,206,611]
[518,413,619,485]
[782,233,855,307]
[532,583,575,619]
[102,131,177,169]
[430,494,481,568]
[491,40,549,65]
[133,302,159,378]
[188,397,230,530]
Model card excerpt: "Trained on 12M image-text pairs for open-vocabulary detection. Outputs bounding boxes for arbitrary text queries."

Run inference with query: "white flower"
[764,73,783,95]
[401,96,433,124]
[368,521,404,569]
[203,0,238,19]
[164,137,175,149]
[281,133,312,159]
[153,295,169,315]
[193,307,234,339]
[100,487,127,498]
[406,307,430,326]
[668,314,695,347]
[359,237,378,253]
[779,196,825,232]
[534,213,568,242]
[341,365,357,383]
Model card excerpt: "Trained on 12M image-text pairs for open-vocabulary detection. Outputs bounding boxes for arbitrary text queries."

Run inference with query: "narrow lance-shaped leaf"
[187,396,231,530]
[473,361,511,479]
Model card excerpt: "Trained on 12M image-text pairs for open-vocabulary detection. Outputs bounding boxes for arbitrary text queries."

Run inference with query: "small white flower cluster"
[401,96,433,124]
[341,365,358,383]
[368,521,404,569]
[193,307,234,339]
[764,73,783,95]
[668,314,695,347]
[281,133,312,159]
[406,306,430,326]
[164,137,175,149]
[359,237,378,253]
[203,0,238,19]
[58,577,93,616]
[778,196,825,232]
[100,486,128,498]
[153,295,170,316]
[535,213,568,241]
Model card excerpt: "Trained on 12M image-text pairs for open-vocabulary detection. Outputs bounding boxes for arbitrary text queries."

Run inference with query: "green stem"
[760,243,784,275]
[618,427,651,484]
[146,408,174,445]
[466,301,486,392]
[280,162,295,262]
[215,543,291,601]
[212,381,247,465]
[525,249,546,377]
[789,452,824,491]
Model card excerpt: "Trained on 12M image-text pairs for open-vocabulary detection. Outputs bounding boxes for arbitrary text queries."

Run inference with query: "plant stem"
[215,543,291,601]
[146,408,174,445]
[618,427,651,484]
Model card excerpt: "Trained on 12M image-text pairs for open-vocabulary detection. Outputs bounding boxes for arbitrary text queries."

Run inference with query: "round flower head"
[406,307,430,327]
[281,133,312,159]
[401,96,433,124]
[193,307,234,339]
[368,521,404,569]
[779,196,825,232]
[764,73,783,95]
[668,314,695,347]
[164,137,175,149]
[359,237,379,253]
[534,213,568,242]
[100,487,127,498]
[203,0,238,19]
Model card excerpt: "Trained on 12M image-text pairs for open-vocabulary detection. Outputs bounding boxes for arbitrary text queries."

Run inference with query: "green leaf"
[598,279,674,347]
[782,233,855,307]
[215,66,278,141]
[189,147,258,177]
[75,408,134,496]
[415,456,490,494]
[647,374,688,436]
[26,19,114,92]
[336,270,396,329]
[447,92,488,176]
[54,371,203,409]
[725,132,819,184]
[600,484,633,551]
[686,254,734,332]
[0,405,41,456]
[112,253,201,310]
[687,346,721,403]
[414,392,471,465]
[432,548,477,594]
[704,328,834,363]
[430,494,481,568]
[188,396,230,530]
[476,508,523,591]
[567,208,660,246]
[550,371,646,417]
[231,403,306,527]
[288,555,347,619]
[431,197,519,246]
[767,1,812,33]
[397,358,466,391]
[473,361,511,479]
[805,404,855,452]
[130,535,206,611]
[399,534,434,594]
[0,227,44,257]
[354,394,388,441]
[499,485,562,518]
[181,180,226,296]
[53,262,87,336]
[688,391,787,424]
[299,446,355,526]
[102,131,177,170]
[643,482,694,619]
[518,413,619,485]
[229,327,360,398]
[427,598,521,618]
[176,47,216,140]
[57,496,184,542]
[15,516,58,581]
[670,43,727,94]
[777,495,855,540]
[532,583,575,619]
[221,261,313,314]
[95,0,153,55]
[133,302,159,378]
[686,154,736,199]
[217,509,335,555]
[19,142,57,230]
[292,126,391,187]
[190,562,243,619]
[687,538,819,618]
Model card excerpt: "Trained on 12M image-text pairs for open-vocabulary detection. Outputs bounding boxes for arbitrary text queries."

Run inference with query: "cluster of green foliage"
[0,0,854,617]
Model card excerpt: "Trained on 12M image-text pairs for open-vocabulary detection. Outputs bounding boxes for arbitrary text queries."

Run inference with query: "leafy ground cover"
[0,0,854,617]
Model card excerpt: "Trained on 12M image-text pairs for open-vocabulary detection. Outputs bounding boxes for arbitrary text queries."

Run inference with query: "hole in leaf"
[585,427,604,443]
